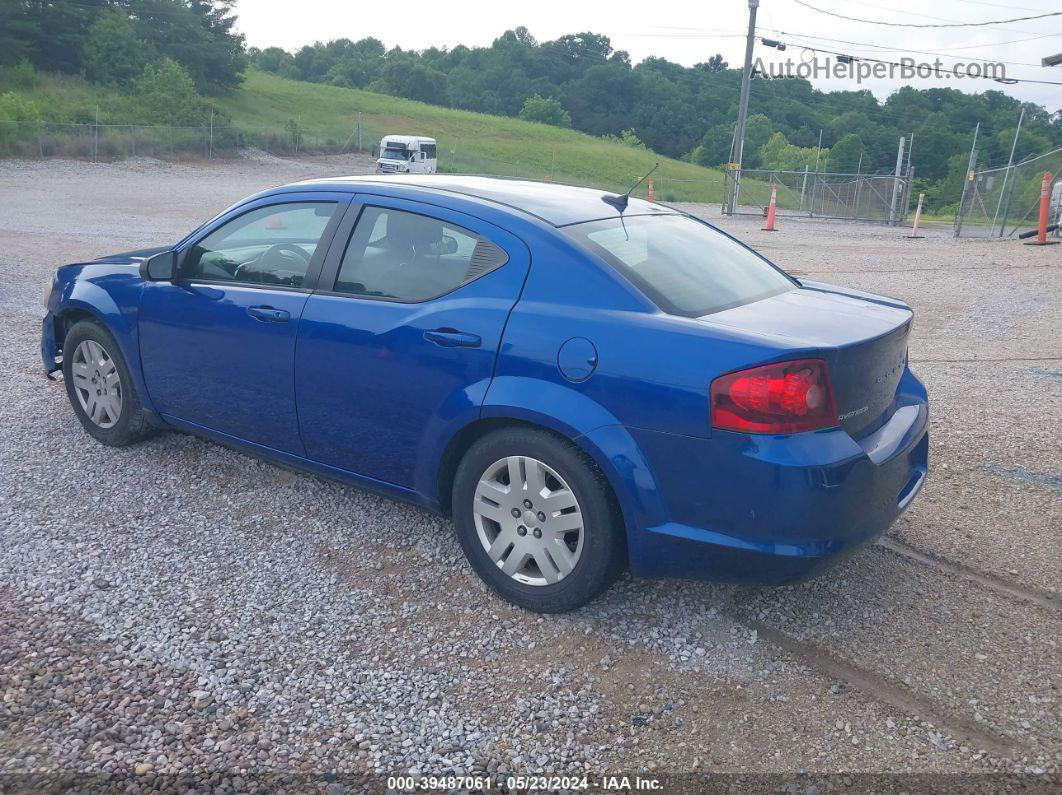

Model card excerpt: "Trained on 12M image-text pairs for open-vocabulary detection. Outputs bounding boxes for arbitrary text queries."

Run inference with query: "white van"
[376,135,438,174]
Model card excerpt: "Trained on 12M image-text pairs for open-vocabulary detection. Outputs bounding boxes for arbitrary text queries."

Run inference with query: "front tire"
[452,428,625,613]
[62,319,151,447]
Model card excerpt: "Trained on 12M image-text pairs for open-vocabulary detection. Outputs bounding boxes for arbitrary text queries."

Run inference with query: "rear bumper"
[626,369,929,583]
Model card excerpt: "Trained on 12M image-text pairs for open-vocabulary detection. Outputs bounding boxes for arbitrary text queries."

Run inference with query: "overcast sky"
[234,0,1062,111]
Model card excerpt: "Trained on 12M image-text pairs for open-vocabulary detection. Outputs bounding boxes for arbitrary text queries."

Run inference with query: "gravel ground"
[0,155,1059,793]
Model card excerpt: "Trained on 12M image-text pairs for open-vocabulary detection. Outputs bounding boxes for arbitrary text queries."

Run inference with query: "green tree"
[82,11,150,85]
[372,59,449,105]
[517,94,571,127]
[133,58,211,125]
[692,123,734,167]
[252,46,296,75]
[912,113,958,181]
[742,114,773,169]
[827,133,867,172]
[128,0,247,93]
[758,131,822,171]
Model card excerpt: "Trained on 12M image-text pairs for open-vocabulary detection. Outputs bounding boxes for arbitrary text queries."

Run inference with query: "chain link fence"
[0,119,372,160]
[723,168,913,224]
[953,145,1062,238]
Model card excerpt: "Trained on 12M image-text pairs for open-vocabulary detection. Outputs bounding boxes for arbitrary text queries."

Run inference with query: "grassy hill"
[1,68,725,202]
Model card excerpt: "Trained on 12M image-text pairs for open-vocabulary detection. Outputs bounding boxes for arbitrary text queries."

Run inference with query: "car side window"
[183,202,338,288]
[333,206,507,302]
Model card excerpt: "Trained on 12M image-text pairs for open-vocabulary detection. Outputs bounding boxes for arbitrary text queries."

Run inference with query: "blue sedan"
[42,176,928,612]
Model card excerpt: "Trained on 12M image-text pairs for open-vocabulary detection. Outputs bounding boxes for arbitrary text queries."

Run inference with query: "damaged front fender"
[41,313,61,379]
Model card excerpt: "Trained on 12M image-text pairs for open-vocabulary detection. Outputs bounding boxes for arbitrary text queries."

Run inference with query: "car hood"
[89,245,171,266]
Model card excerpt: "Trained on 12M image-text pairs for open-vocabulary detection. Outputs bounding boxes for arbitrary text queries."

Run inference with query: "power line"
[654,23,1062,54]
[790,0,1062,28]
[760,38,1062,86]
[833,0,1040,32]
[952,0,1060,13]
[766,29,1046,68]
[760,27,1062,56]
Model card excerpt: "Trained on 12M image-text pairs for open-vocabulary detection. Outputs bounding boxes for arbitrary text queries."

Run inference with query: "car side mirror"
[141,251,176,281]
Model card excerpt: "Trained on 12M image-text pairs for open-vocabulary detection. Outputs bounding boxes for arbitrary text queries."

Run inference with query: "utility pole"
[954,122,980,238]
[993,105,1025,237]
[726,0,759,215]
[888,136,906,226]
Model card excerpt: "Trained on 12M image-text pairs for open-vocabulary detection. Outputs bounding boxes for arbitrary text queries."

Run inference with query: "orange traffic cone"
[762,184,778,231]
[1025,172,1059,246]
[647,176,655,202]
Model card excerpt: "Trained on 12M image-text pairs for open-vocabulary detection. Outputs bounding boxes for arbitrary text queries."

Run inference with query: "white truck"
[376,135,438,174]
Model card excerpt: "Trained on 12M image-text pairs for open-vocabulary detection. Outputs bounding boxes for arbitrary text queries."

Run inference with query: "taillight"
[711,358,838,434]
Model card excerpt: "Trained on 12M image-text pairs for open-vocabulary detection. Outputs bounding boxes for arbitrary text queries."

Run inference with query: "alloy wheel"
[71,339,122,429]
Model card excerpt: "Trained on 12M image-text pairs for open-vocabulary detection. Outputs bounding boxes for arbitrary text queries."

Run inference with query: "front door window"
[184,202,338,288]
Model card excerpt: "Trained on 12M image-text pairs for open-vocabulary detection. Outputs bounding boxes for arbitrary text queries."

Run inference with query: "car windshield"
[382,147,411,160]
[564,214,795,317]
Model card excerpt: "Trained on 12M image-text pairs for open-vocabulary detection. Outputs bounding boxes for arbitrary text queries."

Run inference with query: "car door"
[295,196,531,488]
[138,193,348,454]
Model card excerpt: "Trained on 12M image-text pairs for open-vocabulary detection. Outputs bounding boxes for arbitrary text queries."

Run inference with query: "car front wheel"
[452,427,625,613]
[62,319,151,446]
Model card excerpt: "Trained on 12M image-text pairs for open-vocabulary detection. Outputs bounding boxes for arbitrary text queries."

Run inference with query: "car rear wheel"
[62,319,151,446]
[452,427,625,613]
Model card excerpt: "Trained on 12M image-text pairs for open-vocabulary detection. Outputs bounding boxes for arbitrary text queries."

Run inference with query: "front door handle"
[424,328,481,348]
[247,305,290,323]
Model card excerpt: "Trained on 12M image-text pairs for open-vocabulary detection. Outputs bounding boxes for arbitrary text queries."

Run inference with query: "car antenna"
[602,162,659,211]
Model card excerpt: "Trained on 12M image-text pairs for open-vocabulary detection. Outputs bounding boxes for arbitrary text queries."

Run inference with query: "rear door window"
[332,206,507,302]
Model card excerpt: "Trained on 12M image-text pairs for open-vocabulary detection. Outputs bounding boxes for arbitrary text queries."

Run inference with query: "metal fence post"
[992,106,1025,237]
[208,108,214,160]
[889,136,906,226]
[93,105,99,163]
[903,166,914,223]
[953,122,979,238]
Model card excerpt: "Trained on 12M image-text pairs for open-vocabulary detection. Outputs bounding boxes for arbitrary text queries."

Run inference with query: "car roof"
[285,175,678,227]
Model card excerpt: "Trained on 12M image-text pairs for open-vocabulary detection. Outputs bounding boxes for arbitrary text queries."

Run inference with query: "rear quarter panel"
[481,230,800,550]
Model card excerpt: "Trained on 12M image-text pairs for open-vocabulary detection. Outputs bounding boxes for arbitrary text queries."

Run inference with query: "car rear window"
[564,214,795,316]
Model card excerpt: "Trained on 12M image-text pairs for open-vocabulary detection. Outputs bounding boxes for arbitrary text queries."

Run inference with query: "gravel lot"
[1,155,1059,792]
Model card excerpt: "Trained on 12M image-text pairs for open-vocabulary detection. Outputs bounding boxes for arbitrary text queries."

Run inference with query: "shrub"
[602,128,646,149]
[133,58,213,126]
[518,94,572,128]
[0,91,41,120]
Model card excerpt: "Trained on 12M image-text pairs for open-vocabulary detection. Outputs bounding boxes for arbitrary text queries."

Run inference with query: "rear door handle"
[423,329,481,348]
[247,305,290,323]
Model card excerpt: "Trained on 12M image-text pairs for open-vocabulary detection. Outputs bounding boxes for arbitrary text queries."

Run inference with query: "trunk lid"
[702,284,913,437]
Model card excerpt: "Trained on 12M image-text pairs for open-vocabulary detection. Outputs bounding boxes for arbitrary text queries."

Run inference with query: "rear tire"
[452,427,625,613]
[62,319,151,447]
